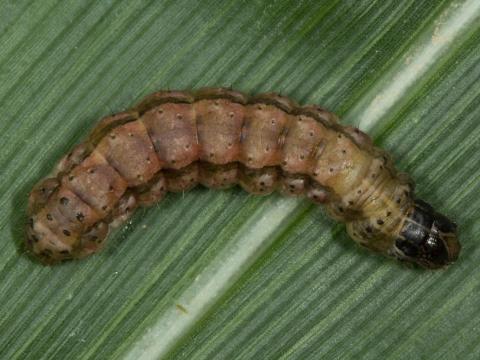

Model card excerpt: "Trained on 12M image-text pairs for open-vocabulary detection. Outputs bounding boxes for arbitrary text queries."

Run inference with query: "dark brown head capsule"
[394,199,460,269]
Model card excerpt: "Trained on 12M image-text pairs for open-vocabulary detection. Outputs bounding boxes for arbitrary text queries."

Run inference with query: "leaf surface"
[0,1,479,359]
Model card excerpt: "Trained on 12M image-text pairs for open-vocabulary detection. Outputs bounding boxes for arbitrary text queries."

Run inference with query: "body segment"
[26,88,460,268]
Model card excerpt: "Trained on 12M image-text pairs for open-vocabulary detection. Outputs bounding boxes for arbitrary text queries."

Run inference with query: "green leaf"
[1,1,479,359]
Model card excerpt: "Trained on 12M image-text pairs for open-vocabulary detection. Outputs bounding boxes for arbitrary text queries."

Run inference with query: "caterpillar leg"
[136,174,167,206]
[307,181,331,205]
[110,193,138,227]
[164,163,199,192]
[75,192,140,259]
[199,162,239,190]
[280,173,308,197]
[239,165,279,195]
[75,193,138,259]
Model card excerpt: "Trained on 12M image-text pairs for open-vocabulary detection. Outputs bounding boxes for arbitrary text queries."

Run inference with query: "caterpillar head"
[393,199,460,269]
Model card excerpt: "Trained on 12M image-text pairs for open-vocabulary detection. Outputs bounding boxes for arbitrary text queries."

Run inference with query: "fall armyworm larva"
[26,88,460,268]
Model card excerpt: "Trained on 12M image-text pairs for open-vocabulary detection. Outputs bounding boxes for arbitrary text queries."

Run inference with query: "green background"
[0,1,479,359]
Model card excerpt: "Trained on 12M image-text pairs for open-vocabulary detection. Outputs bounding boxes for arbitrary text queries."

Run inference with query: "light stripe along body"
[26,88,460,269]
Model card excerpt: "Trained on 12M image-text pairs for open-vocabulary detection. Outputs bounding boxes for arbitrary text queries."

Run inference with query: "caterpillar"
[26,88,460,269]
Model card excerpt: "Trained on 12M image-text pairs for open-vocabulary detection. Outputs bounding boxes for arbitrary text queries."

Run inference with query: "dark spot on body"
[29,218,34,228]
[60,197,69,205]
[76,212,85,222]
[46,213,53,221]
[41,250,52,258]
[366,226,373,233]
[63,229,71,236]
[31,235,39,242]
[60,250,70,255]
[377,219,384,225]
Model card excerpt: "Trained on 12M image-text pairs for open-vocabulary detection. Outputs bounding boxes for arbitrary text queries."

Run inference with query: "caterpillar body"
[26,88,460,268]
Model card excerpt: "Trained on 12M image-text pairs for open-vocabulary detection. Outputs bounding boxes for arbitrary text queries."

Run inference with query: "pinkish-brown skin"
[26,88,459,267]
